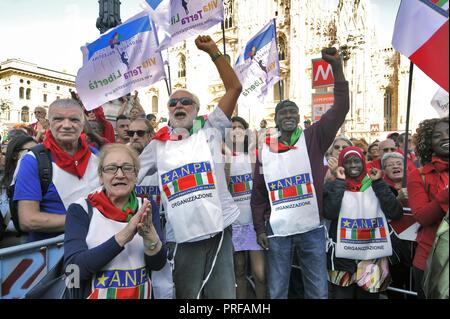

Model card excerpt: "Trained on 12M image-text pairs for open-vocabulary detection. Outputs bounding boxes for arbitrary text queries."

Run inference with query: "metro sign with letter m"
[312,59,334,88]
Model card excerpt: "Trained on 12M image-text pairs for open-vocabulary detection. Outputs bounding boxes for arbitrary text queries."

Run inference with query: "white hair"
[381,152,404,169]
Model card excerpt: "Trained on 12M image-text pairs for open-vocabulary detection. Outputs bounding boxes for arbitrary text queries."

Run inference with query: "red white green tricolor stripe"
[392,0,449,92]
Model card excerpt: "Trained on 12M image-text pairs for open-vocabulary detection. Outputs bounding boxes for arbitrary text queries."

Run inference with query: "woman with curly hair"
[407,117,448,298]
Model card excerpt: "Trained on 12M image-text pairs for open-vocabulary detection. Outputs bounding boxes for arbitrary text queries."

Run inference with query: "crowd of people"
[0,34,448,300]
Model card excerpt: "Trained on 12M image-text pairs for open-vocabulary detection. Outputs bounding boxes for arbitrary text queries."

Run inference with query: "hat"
[275,100,299,115]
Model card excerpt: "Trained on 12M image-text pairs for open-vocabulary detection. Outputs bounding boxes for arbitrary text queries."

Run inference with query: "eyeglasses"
[126,130,148,137]
[19,148,31,153]
[102,164,136,175]
[168,97,195,107]
[385,161,403,169]
[382,147,397,152]
[333,145,348,150]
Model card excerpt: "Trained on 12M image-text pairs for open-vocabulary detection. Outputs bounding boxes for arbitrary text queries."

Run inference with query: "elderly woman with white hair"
[64,143,166,299]
[381,152,409,206]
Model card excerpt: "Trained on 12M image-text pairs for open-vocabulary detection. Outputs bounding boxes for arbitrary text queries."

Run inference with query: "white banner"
[234,19,280,103]
[76,11,166,111]
[145,0,224,51]
[431,87,449,118]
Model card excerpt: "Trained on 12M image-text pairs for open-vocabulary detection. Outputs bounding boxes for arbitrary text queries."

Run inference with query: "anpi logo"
[312,59,334,88]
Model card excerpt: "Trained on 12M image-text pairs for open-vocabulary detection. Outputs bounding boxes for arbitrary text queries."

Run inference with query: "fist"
[321,47,340,66]
[328,157,338,173]
[195,35,218,55]
[336,167,346,180]
[369,167,383,181]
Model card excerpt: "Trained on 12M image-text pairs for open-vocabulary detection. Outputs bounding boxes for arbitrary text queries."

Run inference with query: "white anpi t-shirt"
[228,153,253,226]
[335,187,393,260]
[156,130,224,243]
[261,133,320,237]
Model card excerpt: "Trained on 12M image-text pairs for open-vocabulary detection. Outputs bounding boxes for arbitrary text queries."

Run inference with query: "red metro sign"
[312,59,334,88]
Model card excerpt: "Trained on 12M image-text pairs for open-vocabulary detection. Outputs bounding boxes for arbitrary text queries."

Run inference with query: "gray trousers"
[172,226,236,299]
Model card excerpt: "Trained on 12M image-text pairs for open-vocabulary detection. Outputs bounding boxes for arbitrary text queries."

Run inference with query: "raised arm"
[195,35,242,119]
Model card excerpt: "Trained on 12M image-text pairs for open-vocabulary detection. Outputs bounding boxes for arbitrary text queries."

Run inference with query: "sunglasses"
[333,145,348,150]
[126,130,148,137]
[168,97,195,107]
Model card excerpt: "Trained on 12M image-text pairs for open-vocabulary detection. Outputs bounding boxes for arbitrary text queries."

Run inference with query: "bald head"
[379,139,397,158]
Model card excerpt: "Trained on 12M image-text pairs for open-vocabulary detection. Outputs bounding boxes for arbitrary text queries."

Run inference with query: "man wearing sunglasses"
[128,118,154,155]
[138,35,242,299]
[368,138,416,173]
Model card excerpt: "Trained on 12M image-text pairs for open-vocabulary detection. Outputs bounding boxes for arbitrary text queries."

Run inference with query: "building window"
[56,96,60,100]
[57,86,60,91]
[27,80,30,85]
[43,94,47,102]
[274,80,284,102]
[21,106,30,122]
[224,0,234,29]
[0,102,10,121]
[278,36,286,61]
[26,88,31,100]
[384,88,393,131]
[43,83,47,88]
[178,54,186,78]
[20,79,24,83]
[152,96,158,113]
[19,87,24,99]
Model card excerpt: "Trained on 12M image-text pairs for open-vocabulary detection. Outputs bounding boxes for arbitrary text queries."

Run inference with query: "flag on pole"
[76,11,166,111]
[144,0,224,51]
[392,0,449,92]
[234,19,281,102]
[431,87,449,117]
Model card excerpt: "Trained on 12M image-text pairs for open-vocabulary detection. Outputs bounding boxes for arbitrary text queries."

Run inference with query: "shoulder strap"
[84,199,94,222]
[30,144,52,196]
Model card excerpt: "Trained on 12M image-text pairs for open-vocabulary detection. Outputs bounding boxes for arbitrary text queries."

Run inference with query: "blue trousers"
[266,225,328,299]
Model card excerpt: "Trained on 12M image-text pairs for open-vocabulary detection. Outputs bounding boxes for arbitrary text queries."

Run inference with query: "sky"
[0,0,401,74]
[0,0,441,127]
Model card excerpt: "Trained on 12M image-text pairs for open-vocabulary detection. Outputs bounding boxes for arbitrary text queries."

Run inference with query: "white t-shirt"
[138,106,239,242]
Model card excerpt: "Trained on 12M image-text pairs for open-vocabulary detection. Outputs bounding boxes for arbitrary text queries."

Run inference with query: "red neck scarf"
[431,156,449,191]
[338,146,369,191]
[265,136,297,152]
[87,190,135,222]
[42,130,91,179]
[152,116,209,142]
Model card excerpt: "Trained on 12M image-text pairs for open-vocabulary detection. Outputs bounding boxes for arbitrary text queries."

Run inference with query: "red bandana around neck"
[265,136,297,153]
[431,155,449,192]
[338,146,369,191]
[88,190,135,223]
[43,130,91,179]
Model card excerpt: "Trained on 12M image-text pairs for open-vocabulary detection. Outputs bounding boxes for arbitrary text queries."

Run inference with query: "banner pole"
[221,21,226,56]
[402,61,414,188]
[272,18,283,100]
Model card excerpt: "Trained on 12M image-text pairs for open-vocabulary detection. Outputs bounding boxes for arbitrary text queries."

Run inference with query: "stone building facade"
[0,59,75,132]
[135,0,414,142]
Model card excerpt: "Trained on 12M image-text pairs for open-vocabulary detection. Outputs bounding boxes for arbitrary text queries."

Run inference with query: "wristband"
[210,51,223,62]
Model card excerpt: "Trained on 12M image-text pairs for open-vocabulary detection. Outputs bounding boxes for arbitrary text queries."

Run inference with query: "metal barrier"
[0,235,64,299]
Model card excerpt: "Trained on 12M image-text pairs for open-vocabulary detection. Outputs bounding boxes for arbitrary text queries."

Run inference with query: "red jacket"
[407,162,449,270]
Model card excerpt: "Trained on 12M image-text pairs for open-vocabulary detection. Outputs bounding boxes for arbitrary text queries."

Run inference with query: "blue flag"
[234,19,281,102]
[76,11,166,110]
[144,0,224,51]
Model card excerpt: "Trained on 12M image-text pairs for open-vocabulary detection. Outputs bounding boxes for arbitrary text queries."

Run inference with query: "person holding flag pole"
[138,34,242,299]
